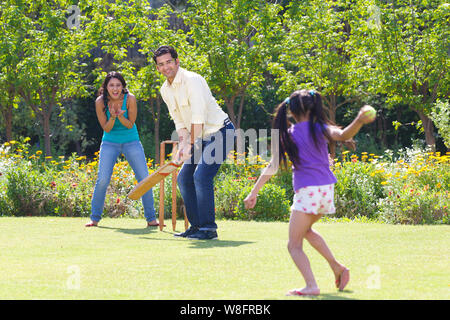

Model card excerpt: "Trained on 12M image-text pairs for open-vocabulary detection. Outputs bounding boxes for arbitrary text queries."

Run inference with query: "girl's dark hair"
[272,89,334,169]
[97,71,129,112]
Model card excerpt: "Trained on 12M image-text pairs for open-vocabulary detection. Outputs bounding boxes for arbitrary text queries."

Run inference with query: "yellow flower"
[36,150,43,155]
[381,181,388,185]
[342,151,350,155]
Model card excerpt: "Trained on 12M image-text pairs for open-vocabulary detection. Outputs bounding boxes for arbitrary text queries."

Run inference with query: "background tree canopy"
[0,0,448,159]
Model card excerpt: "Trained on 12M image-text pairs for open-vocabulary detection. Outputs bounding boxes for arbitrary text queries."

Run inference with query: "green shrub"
[378,186,449,224]
[6,163,49,216]
[1,139,447,224]
[376,148,450,224]
[214,173,253,219]
[234,184,291,221]
[333,156,385,219]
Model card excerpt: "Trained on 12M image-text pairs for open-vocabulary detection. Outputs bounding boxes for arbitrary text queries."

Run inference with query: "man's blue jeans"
[90,140,156,222]
[177,121,235,231]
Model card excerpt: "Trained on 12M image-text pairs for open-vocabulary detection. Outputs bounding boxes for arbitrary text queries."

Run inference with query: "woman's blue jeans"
[177,121,235,231]
[90,140,156,222]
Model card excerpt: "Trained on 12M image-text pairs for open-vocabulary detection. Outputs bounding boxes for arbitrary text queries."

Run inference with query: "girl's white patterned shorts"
[291,184,336,215]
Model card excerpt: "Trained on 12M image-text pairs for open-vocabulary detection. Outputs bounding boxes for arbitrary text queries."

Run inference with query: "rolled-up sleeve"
[187,76,207,124]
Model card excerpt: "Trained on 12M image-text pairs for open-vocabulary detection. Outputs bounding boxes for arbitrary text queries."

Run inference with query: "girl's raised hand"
[357,105,377,125]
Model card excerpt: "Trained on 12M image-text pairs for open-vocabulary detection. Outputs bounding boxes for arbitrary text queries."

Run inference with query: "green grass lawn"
[0,217,448,300]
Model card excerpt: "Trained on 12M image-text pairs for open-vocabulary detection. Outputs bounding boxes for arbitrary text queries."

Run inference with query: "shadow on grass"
[98,225,159,235]
[137,230,255,248]
[285,290,356,300]
[318,291,356,300]
[185,239,254,249]
[97,227,254,248]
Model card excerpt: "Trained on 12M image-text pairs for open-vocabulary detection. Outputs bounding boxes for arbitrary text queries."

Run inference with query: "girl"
[244,89,375,296]
[85,72,159,228]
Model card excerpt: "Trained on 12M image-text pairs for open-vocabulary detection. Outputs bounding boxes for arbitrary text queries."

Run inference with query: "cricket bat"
[128,161,181,200]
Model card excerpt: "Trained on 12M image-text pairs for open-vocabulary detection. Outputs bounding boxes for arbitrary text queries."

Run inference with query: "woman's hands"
[108,103,125,118]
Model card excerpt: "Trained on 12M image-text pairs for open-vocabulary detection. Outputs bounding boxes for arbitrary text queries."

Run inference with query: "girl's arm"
[327,105,375,142]
[244,157,279,209]
[95,98,116,133]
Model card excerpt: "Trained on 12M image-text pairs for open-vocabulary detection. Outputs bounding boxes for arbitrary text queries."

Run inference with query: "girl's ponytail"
[308,91,332,144]
[272,99,300,169]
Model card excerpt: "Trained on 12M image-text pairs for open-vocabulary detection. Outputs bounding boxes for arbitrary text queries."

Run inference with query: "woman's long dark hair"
[272,89,334,169]
[97,71,129,113]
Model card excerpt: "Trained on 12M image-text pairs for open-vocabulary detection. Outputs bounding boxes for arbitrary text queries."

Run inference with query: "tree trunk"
[377,112,387,148]
[225,96,242,158]
[416,109,436,149]
[324,93,338,159]
[225,96,238,127]
[2,87,15,141]
[75,140,82,155]
[42,112,52,157]
[154,97,161,163]
[237,93,245,130]
[4,104,13,142]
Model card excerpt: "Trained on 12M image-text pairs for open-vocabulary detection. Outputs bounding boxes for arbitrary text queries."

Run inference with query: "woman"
[85,71,158,227]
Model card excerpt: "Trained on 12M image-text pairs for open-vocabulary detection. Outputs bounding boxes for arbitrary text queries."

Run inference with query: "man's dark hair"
[153,45,178,64]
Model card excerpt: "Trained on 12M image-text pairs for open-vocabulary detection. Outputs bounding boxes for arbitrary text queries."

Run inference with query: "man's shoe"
[187,230,218,240]
[173,226,198,238]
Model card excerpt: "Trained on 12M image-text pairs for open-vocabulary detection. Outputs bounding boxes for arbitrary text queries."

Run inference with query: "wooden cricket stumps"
[159,140,189,232]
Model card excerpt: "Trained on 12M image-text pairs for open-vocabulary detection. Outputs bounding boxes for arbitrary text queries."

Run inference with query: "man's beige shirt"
[160,67,228,137]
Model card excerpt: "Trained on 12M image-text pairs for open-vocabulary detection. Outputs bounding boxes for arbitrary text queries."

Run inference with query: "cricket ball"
[361,105,376,121]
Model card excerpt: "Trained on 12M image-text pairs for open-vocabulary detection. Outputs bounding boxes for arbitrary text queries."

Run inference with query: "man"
[154,45,235,240]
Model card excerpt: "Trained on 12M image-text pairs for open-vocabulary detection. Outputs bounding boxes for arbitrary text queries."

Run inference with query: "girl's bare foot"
[334,266,350,291]
[286,287,320,296]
